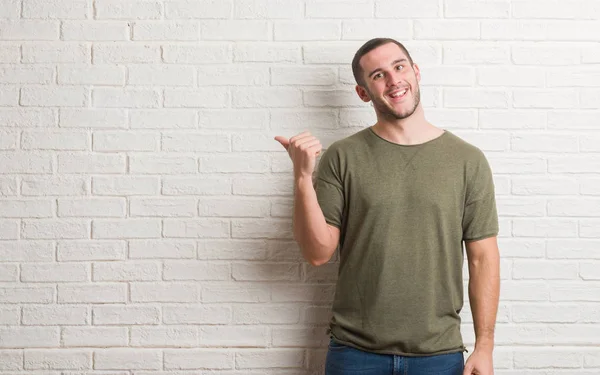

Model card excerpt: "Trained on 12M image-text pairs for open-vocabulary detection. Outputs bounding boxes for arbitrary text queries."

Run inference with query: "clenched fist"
[274,131,322,180]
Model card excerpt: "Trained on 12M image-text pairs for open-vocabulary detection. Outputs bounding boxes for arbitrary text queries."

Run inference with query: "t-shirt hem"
[463,232,498,242]
[330,336,467,357]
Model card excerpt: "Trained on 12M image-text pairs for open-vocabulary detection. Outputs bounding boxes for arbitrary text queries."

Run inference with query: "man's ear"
[413,63,421,82]
[355,85,371,103]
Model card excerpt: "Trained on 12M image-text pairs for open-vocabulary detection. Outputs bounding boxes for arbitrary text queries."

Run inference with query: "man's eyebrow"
[367,58,408,78]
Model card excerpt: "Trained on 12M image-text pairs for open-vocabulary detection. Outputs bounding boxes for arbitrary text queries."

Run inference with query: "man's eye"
[374,73,383,79]
[396,65,403,70]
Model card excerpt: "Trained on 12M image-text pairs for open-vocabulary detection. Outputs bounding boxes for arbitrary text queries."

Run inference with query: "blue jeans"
[325,338,465,375]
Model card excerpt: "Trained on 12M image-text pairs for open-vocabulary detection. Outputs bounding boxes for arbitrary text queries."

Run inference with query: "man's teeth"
[390,89,407,98]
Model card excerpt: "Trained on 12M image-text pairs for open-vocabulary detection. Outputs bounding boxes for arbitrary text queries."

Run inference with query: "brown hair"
[351,38,414,87]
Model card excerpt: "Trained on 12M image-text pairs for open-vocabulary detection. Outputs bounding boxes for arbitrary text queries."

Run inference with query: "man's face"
[356,43,421,121]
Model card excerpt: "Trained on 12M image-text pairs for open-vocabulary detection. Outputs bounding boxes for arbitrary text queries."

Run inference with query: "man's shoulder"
[442,130,488,161]
[325,127,371,154]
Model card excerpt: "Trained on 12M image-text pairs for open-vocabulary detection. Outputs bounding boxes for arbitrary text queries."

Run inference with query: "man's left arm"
[463,235,500,375]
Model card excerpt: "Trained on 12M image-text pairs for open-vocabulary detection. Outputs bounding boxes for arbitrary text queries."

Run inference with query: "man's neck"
[371,108,443,146]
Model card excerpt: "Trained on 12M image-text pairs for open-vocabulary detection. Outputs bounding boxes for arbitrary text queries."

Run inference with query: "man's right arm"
[274,131,340,266]
[293,175,340,266]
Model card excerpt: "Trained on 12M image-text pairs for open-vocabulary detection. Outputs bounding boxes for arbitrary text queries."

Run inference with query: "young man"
[275,38,500,375]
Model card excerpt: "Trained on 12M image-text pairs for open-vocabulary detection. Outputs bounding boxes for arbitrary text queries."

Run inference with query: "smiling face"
[356,42,422,121]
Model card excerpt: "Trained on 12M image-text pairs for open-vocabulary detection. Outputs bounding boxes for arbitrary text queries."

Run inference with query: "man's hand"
[463,348,493,375]
[274,131,322,180]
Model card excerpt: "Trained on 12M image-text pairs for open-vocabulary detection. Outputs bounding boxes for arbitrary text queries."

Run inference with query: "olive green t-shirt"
[314,127,499,356]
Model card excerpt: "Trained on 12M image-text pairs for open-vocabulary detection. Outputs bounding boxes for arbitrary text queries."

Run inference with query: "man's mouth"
[387,88,408,101]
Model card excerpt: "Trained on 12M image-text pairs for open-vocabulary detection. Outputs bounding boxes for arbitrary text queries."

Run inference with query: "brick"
[22,130,88,151]
[581,262,600,280]
[511,133,578,152]
[581,134,600,152]
[164,349,233,370]
[93,261,161,281]
[94,349,162,370]
[235,0,301,19]
[199,65,269,86]
[0,264,17,281]
[548,21,600,41]
[0,108,56,128]
[92,176,160,196]
[162,133,229,152]
[202,20,269,40]
[163,305,231,324]
[235,43,299,63]
[58,154,125,173]
[23,305,88,325]
[21,263,88,282]
[199,240,269,260]
[414,20,479,40]
[513,177,578,195]
[236,349,304,369]
[198,197,269,217]
[166,0,232,19]
[60,109,126,129]
[62,327,127,347]
[271,67,336,86]
[0,349,22,370]
[0,0,19,19]
[25,350,91,370]
[130,282,198,302]
[162,176,231,196]
[129,239,196,259]
[164,88,229,108]
[23,43,89,63]
[96,0,162,20]
[200,109,267,129]
[513,304,579,323]
[515,88,579,109]
[478,66,544,86]
[481,20,547,40]
[21,86,86,107]
[163,219,230,238]
[163,261,230,281]
[548,67,600,87]
[547,240,600,259]
[501,281,549,301]
[200,326,269,347]
[129,65,195,86]
[93,305,160,325]
[549,155,600,173]
[514,349,581,368]
[200,153,270,173]
[582,89,600,109]
[58,241,126,261]
[93,131,159,152]
[0,21,59,40]
[513,260,579,280]
[131,327,198,347]
[0,307,19,325]
[0,241,54,261]
[552,285,600,302]
[446,0,510,18]
[272,327,328,347]
[582,178,600,195]
[0,199,52,218]
[233,134,287,152]
[93,88,160,108]
[234,304,300,324]
[233,176,293,196]
[0,84,18,106]
[58,284,126,303]
[61,21,129,41]
[58,66,125,85]
[232,219,293,239]
[92,219,161,239]
[93,44,161,63]
[130,198,196,218]
[513,218,577,238]
[129,155,197,174]
[303,43,358,64]
[479,110,545,129]
[0,220,18,239]
[444,88,508,108]
[343,19,412,41]
[23,0,88,19]
[0,67,53,84]
[548,199,600,217]
[163,44,231,64]
[512,43,581,65]
[0,327,58,348]
[201,283,270,303]
[232,87,301,108]
[131,109,197,129]
[307,1,372,18]
[276,21,341,41]
[0,45,20,63]
[133,21,199,41]
[547,324,600,344]
[232,262,300,281]
[22,219,89,240]
[303,89,364,107]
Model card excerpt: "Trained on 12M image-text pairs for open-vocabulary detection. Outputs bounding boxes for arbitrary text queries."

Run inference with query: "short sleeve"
[462,150,499,242]
[313,146,344,229]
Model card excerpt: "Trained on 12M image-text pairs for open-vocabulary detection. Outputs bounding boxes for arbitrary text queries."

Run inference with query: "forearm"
[293,176,336,265]
[468,248,500,352]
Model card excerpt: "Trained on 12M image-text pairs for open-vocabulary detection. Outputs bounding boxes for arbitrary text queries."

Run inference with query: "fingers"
[297,138,322,152]
[273,136,289,150]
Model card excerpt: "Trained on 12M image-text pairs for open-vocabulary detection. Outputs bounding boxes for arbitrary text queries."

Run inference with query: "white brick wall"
[0,1,598,374]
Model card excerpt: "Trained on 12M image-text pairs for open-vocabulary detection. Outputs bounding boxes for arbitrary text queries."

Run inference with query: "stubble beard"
[368,84,421,121]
